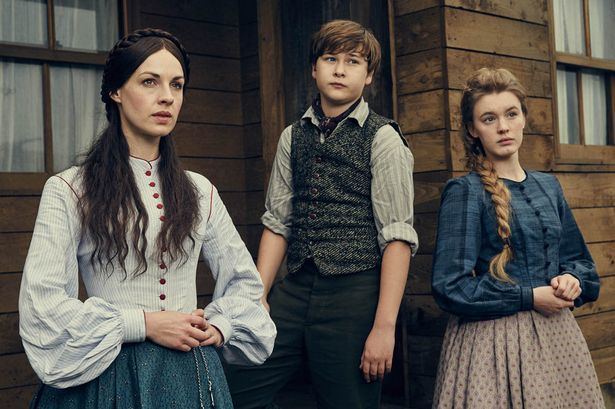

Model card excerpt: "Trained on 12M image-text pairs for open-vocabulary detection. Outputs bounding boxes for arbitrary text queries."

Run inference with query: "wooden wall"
[0,1,262,407]
[393,0,615,407]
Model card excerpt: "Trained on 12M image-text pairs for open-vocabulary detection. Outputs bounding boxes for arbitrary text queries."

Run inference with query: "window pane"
[582,71,608,145]
[51,65,106,172]
[553,0,586,55]
[0,0,47,46]
[54,0,118,52]
[0,60,44,172]
[556,68,580,144]
[589,0,615,60]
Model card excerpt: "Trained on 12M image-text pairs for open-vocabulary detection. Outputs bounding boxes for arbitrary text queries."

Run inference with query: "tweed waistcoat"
[287,110,403,275]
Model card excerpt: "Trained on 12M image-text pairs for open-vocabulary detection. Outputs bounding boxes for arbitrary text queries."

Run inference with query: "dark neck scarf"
[311,95,362,138]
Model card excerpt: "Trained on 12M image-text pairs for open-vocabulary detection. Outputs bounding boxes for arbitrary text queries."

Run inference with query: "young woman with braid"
[431,68,604,408]
[19,29,275,408]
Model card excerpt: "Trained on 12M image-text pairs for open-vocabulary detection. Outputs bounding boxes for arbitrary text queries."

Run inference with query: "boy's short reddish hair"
[310,20,382,74]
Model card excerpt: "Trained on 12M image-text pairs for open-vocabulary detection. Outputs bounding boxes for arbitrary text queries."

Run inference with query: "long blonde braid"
[460,68,528,283]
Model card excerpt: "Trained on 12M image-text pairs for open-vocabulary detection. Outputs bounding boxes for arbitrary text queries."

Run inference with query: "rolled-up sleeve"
[371,124,419,255]
[19,176,144,389]
[261,126,293,239]
[202,185,276,365]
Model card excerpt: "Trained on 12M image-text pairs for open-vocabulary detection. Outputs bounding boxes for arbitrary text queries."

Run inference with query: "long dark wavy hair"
[79,28,200,279]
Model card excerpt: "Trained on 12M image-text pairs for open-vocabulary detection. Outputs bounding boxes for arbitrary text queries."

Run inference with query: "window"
[0,0,123,182]
[550,0,615,164]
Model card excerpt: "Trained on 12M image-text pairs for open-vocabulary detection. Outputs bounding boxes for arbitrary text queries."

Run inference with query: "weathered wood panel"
[0,174,47,196]
[395,0,439,16]
[406,335,441,377]
[181,158,246,191]
[445,0,547,24]
[573,208,615,244]
[446,49,551,98]
[408,130,448,173]
[444,8,549,60]
[403,295,448,337]
[406,255,434,295]
[396,48,443,95]
[578,310,615,351]
[449,91,553,134]
[240,21,258,57]
[592,346,615,384]
[242,89,261,125]
[395,8,441,56]
[175,124,245,158]
[399,90,446,134]
[181,90,243,125]
[588,242,615,277]
[556,173,615,209]
[0,273,20,313]
[574,276,615,317]
[0,353,38,389]
[414,213,437,254]
[0,313,22,355]
[140,14,240,58]
[142,0,239,25]
[414,171,449,213]
[189,55,241,92]
[0,233,30,273]
[241,54,260,91]
[0,197,38,232]
[0,385,38,409]
[243,124,263,158]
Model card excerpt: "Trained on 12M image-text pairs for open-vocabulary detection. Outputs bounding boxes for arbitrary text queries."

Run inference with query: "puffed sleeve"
[19,176,145,389]
[554,179,600,306]
[201,184,276,365]
[431,178,534,319]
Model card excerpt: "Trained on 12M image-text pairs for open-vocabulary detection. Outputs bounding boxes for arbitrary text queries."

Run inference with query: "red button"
[149,182,156,187]
[159,294,166,300]
[145,170,152,176]
[315,157,322,163]
[157,203,163,209]
[309,213,316,220]
[310,188,318,195]
[153,193,160,199]
[159,215,166,221]
[314,173,320,179]
[159,278,166,285]
[160,262,166,269]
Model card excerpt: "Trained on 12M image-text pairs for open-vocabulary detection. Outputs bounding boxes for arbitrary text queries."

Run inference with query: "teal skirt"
[31,341,233,409]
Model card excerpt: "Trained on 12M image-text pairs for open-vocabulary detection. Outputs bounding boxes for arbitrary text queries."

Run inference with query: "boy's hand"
[360,325,395,383]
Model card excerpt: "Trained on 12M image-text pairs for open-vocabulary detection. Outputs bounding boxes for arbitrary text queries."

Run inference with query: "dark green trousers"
[225,260,382,409]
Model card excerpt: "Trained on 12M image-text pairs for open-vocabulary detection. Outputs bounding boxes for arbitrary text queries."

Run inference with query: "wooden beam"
[256,0,286,189]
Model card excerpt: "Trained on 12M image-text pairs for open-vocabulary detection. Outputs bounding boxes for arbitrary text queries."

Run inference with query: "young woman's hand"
[551,273,582,301]
[190,309,224,347]
[144,311,209,351]
[532,286,574,316]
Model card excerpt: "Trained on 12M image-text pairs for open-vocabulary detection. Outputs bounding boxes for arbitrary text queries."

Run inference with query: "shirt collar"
[301,97,369,128]
[129,155,160,174]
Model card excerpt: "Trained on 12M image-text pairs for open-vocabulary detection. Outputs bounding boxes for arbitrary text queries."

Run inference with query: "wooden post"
[257,0,286,190]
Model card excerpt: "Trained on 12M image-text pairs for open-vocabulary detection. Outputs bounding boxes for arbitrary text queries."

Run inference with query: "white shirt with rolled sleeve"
[262,98,419,255]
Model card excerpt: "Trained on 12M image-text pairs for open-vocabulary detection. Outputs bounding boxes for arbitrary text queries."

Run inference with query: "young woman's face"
[111,48,185,142]
[469,91,526,162]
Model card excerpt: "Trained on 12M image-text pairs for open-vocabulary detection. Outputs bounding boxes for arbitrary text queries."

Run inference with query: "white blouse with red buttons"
[19,156,276,389]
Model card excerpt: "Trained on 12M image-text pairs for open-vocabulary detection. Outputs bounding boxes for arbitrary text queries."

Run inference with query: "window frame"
[0,0,131,194]
[548,0,615,167]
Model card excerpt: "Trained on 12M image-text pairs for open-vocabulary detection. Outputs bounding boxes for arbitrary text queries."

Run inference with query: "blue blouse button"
[535,210,540,216]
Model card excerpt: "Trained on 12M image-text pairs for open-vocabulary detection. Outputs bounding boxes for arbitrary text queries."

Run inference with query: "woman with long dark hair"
[431,68,603,408]
[19,28,275,408]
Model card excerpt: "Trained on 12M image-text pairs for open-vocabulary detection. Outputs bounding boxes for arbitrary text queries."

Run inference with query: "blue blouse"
[431,171,600,320]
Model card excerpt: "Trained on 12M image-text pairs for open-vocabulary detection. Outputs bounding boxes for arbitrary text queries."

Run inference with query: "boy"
[226,20,418,409]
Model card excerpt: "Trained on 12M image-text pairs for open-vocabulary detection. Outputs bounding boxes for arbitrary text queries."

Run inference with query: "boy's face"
[311,50,373,111]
